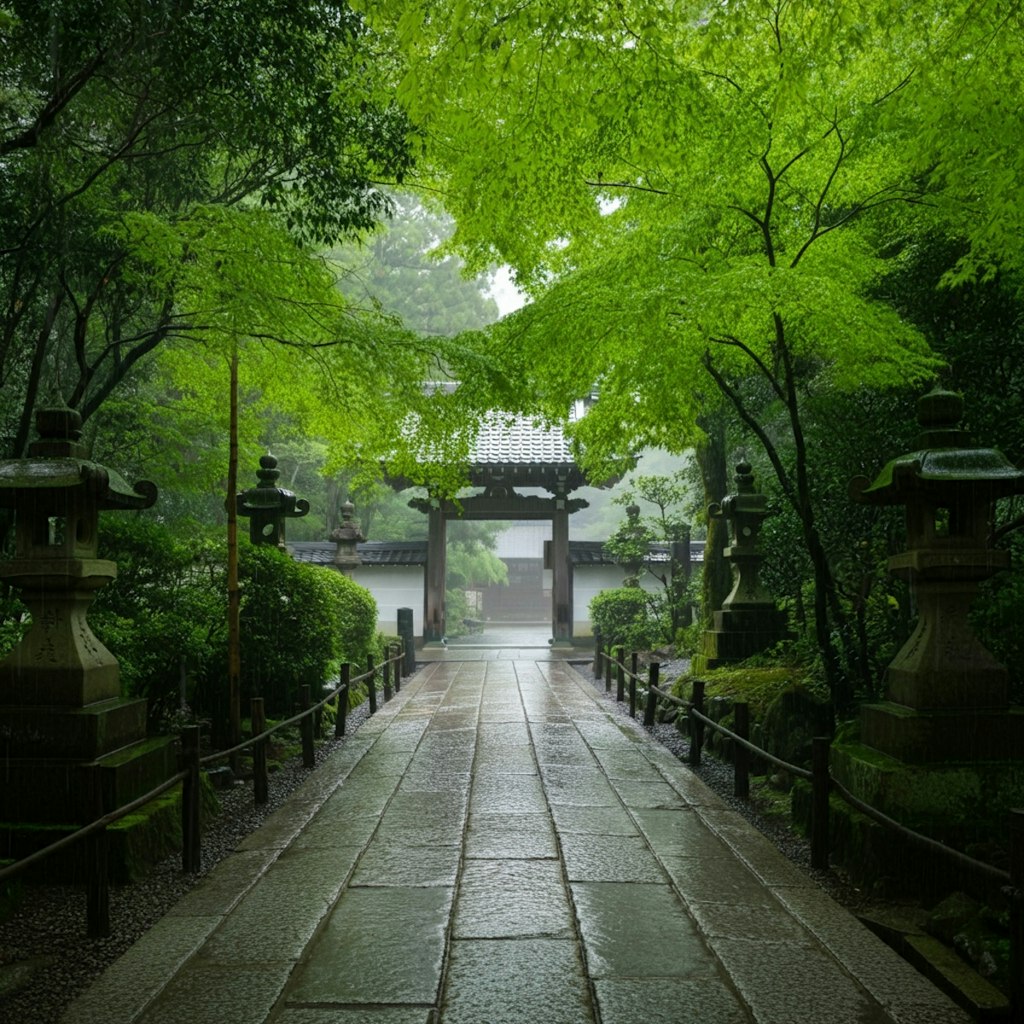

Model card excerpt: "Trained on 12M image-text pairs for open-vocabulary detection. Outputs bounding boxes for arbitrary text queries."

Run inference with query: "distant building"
[289,536,704,640]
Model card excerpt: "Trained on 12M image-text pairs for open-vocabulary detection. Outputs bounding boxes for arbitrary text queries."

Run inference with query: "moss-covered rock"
[761,683,832,768]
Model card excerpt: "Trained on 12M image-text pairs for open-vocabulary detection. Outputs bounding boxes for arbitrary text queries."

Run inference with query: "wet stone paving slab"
[63,657,972,1024]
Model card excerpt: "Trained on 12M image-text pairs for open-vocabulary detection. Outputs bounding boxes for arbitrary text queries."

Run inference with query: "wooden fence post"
[643,663,660,727]
[593,633,602,679]
[604,647,612,693]
[687,679,705,766]
[734,702,750,800]
[811,736,830,870]
[86,767,110,937]
[382,651,393,702]
[251,698,268,806]
[367,654,377,714]
[629,651,639,718]
[300,685,315,769]
[392,643,402,693]
[1010,808,1024,1021]
[616,652,625,703]
[335,663,349,738]
[180,724,201,875]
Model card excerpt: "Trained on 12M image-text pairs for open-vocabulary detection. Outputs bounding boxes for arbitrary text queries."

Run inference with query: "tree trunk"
[226,342,241,752]
[696,408,732,625]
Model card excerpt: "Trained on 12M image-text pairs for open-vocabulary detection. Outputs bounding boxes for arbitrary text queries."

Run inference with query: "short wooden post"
[335,663,350,738]
[367,654,377,714]
[382,651,393,702]
[643,663,660,727]
[300,685,315,769]
[604,647,612,693]
[616,652,625,703]
[734,702,750,800]
[1010,808,1024,1022]
[392,643,402,693]
[593,633,602,678]
[629,651,639,717]
[251,698,268,805]
[86,767,110,937]
[180,724,201,874]
[398,608,416,676]
[811,736,830,870]
[687,679,705,766]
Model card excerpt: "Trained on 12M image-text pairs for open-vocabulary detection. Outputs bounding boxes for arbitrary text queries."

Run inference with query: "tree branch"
[0,51,107,154]
[701,348,796,505]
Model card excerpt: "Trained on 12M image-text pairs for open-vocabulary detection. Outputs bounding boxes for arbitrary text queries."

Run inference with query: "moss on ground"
[669,665,822,718]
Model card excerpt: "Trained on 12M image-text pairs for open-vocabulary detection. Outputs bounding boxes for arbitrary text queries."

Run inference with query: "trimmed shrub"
[91,516,225,730]
[589,586,664,652]
[238,544,377,714]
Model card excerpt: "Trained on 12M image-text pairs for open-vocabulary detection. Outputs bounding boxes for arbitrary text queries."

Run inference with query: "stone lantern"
[330,500,364,573]
[0,407,173,829]
[698,460,787,669]
[236,453,310,549]
[849,387,1024,763]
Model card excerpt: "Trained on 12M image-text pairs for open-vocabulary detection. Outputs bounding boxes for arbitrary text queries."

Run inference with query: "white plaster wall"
[350,565,424,637]
[573,566,661,636]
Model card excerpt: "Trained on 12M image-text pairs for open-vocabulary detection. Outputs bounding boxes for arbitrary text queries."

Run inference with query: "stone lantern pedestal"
[695,461,787,671]
[0,409,175,854]
[834,389,1024,853]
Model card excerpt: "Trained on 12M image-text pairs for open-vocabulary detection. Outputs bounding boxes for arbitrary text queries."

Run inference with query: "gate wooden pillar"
[424,502,447,642]
[551,502,572,644]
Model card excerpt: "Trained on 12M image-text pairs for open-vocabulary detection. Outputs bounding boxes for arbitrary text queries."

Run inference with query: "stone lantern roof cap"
[852,388,1024,504]
[0,407,157,510]
[236,454,310,518]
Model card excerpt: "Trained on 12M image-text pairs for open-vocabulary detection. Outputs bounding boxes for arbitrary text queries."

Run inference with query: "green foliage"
[88,520,380,726]
[0,0,416,467]
[444,587,471,638]
[0,585,28,660]
[444,520,508,636]
[238,544,377,714]
[604,471,694,633]
[973,534,1024,705]
[589,587,665,653]
[329,191,500,336]
[91,515,225,731]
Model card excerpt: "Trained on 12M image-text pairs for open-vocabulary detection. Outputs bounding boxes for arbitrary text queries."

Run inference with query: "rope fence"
[0,642,406,939]
[593,637,1023,1013]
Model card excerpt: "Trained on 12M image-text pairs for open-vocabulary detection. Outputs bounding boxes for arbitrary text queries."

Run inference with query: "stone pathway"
[62,658,969,1024]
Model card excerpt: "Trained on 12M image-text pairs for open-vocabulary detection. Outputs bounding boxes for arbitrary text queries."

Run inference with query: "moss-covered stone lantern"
[236,453,310,549]
[697,460,787,670]
[0,407,174,834]
[828,388,1024,867]
[849,388,1024,762]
